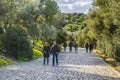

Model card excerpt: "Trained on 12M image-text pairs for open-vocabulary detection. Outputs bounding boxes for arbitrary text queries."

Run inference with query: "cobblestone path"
[0,48,120,80]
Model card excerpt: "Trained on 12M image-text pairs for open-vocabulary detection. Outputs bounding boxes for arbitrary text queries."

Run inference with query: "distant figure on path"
[74,42,78,52]
[63,42,67,51]
[51,41,60,66]
[89,43,94,53]
[43,42,50,65]
[69,41,73,52]
[85,43,89,53]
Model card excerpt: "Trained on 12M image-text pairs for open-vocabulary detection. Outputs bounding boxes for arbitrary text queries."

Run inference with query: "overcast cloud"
[55,0,93,14]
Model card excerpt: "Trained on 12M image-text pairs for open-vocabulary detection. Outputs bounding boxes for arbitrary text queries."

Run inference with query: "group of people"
[63,41,78,52]
[43,40,78,66]
[43,41,94,65]
[85,43,94,53]
[43,41,60,66]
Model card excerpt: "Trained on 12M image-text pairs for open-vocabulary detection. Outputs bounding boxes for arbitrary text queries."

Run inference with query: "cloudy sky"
[55,0,93,14]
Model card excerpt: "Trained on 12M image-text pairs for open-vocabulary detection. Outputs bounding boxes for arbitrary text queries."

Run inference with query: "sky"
[55,0,93,14]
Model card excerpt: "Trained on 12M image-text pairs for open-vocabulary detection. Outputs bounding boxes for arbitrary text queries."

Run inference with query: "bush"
[33,48,43,59]
[34,40,43,48]
[56,30,67,44]
[0,58,12,66]
[1,26,33,60]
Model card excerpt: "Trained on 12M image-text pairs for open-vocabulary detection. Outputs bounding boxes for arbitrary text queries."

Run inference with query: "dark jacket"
[89,43,94,49]
[51,45,60,54]
[69,42,73,47]
[43,46,50,57]
[74,43,78,48]
[63,42,67,48]
[85,43,89,49]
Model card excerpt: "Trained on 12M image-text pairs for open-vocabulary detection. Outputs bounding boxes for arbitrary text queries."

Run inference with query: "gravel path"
[0,48,120,80]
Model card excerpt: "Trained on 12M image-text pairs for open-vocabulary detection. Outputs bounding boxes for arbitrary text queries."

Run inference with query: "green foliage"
[64,13,85,24]
[40,22,57,41]
[62,13,86,46]
[81,0,120,59]
[77,34,84,47]
[94,0,109,7]
[34,40,43,48]
[65,24,81,32]
[54,13,67,28]
[64,13,86,33]
[1,26,33,60]
[0,27,4,34]
[44,0,59,25]
[0,0,60,61]
[56,29,67,44]
[0,58,12,66]
[33,48,43,59]
[0,0,11,16]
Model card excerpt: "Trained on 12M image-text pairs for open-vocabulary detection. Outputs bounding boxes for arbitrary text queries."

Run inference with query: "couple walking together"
[85,43,94,53]
[43,41,60,66]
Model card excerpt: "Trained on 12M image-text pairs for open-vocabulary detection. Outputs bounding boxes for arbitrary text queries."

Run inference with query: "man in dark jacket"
[51,41,60,66]
[69,41,73,51]
[89,43,94,53]
[85,43,89,53]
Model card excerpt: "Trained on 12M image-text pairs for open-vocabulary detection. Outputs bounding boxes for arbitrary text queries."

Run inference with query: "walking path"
[0,48,120,80]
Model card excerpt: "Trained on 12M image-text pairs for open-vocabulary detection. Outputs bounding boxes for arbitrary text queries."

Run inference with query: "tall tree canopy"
[79,0,120,59]
[0,0,59,60]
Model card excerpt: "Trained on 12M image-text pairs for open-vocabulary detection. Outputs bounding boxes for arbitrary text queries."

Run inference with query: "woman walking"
[43,42,50,65]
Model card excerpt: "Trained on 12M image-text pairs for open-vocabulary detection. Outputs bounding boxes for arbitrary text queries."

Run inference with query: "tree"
[1,26,33,60]
[0,0,60,60]
[40,22,57,41]
[43,0,59,25]
[56,29,67,44]
[84,0,120,58]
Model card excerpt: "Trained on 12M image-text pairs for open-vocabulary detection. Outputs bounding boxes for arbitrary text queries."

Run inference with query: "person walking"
[63,42,67,51]
[74,42,78,52]
[69,41,73,52]
[43,42,50,65]
[85,43,89,53]
[89,43,94,53]
[51,41,60,66]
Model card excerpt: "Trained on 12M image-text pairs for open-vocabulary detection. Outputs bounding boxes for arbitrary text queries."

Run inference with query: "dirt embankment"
[95,50,120,72]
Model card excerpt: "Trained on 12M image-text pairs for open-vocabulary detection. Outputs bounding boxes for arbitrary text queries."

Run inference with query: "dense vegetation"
[0,0,120,63]
[59,0,120,61]
[76,0,120,60]
[0,0,61,61]
[89,0,120,60]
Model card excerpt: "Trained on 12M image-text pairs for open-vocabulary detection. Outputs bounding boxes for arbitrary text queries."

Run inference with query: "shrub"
[1,26,33,60]
[34,40,43,48]
[0,58,12,66]
[33,48,43,59]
